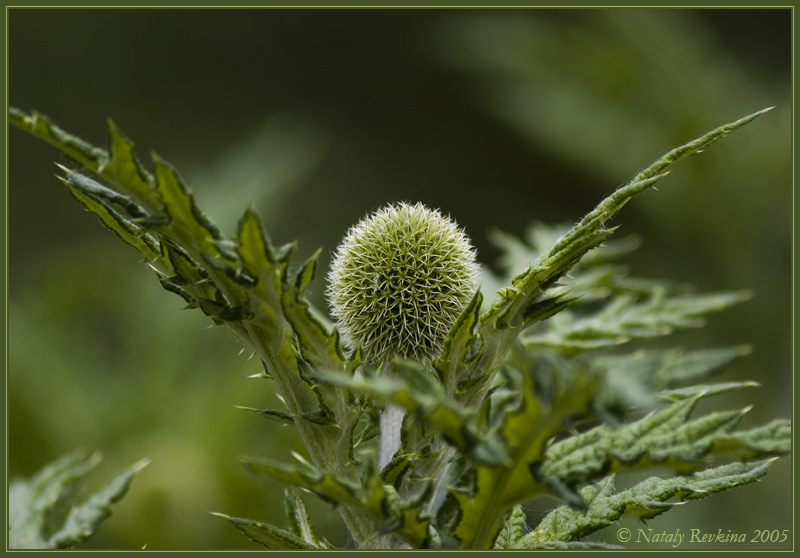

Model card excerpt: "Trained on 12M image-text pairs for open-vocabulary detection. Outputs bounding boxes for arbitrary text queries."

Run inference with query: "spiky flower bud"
[327,202,480,365]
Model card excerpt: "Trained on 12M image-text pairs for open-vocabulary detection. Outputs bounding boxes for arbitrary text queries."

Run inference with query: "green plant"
[8,451,148,549]
[8,106,790,549]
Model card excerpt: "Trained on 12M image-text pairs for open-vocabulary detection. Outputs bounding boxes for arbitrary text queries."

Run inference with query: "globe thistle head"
[327,202,480,365]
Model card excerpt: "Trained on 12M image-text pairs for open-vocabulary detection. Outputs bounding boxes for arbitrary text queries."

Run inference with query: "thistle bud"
[327,202,480,365]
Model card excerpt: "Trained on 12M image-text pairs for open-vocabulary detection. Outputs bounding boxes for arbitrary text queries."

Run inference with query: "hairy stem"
[379,403,405,469]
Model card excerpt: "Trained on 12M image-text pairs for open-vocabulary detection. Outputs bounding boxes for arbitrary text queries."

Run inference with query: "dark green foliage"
[514,460,776,549]
[9,107,789,549]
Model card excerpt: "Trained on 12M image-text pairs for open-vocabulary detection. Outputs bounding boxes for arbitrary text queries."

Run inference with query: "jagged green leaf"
[9,109,164,213]
[282,248,345,372]
[523,288,750,352]
[243,456,431,547]
[152,154,224,257]
[457,108,770,417]
[487,223,643,305]
[523,460,775,547]
[212,513,317,549]
[379,453,414,489]
[49,458,150,549]
[659,381,760,402]
[590,346,752,392]
[63,174,162,263]
[712,419,792,457]
[103,119,161,209]
[314,362,506,467]
[433,289,483,399]
[235,207,285,333]
[284,487,327,548]
[284,488,319,546]
[8,451,148,549]
[9,108,106,173]
[540,397,789,490]
[492,505,527,549]
[654,345,754,387]
[450,366,597,549]
[581,346,753,412]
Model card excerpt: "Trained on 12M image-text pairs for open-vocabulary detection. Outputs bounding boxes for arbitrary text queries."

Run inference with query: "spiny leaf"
[523,460,775,547]
[103,119,161,209]
[236,404,335,426]
[314,362,506,467]
[492,505,527,549]
[10,109,164,214]
[9,451,148,549]
[487,223,644,305]
[62,168,151,222]
[711,419,791,457]
[590,346,752,394]
[282,249,345,372]
[284,487,327,548]
[523,288,750,353]
[450,367,597,548]
[9,108,106,172]
[659,381,760,402]
[433,289,483,399]
[654,345,753,387]
[235,207,285,332]
[582,346,753,413]
[379,453,414,490]
[211,513,317,549]
[152,154,226,260]
[49,458,150,549]
[243,456,431,548]
[63,175,161,263]
[482,172,665,332]
[540,398,789,490]
[462,108,770,413]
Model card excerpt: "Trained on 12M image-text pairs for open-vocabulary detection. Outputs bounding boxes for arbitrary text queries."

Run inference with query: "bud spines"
[327,202,480,365]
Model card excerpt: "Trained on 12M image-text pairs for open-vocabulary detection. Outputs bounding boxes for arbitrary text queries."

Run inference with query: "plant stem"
[379,403,405,469]
[378,361,405,470]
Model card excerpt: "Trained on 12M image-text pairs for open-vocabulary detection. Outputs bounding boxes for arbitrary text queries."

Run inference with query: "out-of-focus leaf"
[9,450,148,549]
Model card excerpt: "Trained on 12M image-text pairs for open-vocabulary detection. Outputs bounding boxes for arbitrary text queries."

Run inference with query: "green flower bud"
[327,202,480,365]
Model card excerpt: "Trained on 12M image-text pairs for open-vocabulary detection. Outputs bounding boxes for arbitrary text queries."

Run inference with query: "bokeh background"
[7,8,792,550]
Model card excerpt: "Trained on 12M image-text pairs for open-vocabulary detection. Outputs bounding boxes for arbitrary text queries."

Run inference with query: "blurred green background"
[8,8,791,550]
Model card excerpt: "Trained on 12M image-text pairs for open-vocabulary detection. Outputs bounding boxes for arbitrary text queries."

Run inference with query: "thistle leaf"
[314,362,507,467]
[152,154,224,256]
[243,456,432,547]
[654,345,753,387]
[235,207,285,333]
[282,249,345,372]
[63,175,161,263]
[523,460,775,547]
[523,288,750,352]
[449,366,597,548]
[9,108,107,174]
[49,458,150,549]
[492,505,527,549]
[659,381,760,402]
[455,108,770,418]
[284,487,327,548]
[103,119,161,209]
[9,451,148,549]
[540,397,789,489]
[433,289,483,399]
[211,513,317,549]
